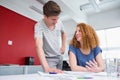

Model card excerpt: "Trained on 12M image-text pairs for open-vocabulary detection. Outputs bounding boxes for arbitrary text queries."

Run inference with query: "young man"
[34,1,66,73]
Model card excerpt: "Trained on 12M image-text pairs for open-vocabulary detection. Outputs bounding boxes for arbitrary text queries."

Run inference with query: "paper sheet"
[38,71,97,80]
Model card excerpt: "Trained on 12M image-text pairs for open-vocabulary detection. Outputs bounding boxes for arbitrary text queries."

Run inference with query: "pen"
[49,72,57,74]
[77,77,93,79]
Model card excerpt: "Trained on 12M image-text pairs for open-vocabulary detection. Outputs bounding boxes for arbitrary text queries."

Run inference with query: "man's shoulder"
[55,20,64,30]
[35,19,46,29]
[56,20,63,25]
[35,19,44,25]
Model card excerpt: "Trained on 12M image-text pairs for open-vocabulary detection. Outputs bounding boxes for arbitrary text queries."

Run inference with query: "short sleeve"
[68,45,76,55]
[34,22,43,38]
[56,21,65,33]
[94,46,102,58]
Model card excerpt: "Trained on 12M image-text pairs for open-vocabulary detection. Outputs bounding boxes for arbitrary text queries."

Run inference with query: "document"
[38,71,95,80]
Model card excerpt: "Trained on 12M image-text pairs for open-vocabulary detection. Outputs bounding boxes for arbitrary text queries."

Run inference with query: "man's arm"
[60,32,66,54]
[35,38,63,73]
[35,38,49,72]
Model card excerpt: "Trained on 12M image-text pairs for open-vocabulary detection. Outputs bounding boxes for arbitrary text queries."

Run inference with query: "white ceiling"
[0,0,120,40]
[0,0,120,22]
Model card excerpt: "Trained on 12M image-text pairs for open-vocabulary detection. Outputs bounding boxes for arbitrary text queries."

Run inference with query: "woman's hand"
[85,59,101,72]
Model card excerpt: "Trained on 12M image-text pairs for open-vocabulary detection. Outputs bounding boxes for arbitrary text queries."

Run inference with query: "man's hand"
[45,67,63,73]
[60,47,65,54]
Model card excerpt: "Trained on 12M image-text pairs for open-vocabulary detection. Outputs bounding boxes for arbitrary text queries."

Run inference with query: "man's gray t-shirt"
[34,19,65,58]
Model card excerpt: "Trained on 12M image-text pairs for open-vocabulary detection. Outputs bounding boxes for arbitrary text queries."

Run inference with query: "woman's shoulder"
[69,45,79,50]
[93,46,102,53]
[69,45,75,48]
[94,46,101,50]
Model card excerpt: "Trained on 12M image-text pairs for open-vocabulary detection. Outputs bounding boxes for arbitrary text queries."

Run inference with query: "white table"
[0,65,43,75]
[0,74,52,80]
[0,72,120,80]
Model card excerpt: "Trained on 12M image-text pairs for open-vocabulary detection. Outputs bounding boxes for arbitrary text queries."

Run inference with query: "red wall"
[0,6,40,65]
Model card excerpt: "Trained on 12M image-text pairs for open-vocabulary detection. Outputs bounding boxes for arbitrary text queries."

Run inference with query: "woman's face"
[75,27,82,42]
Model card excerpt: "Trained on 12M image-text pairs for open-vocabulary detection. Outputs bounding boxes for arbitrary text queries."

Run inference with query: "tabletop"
[0,71,120,80]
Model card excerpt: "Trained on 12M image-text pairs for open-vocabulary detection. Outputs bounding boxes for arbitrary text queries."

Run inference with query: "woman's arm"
[95,52,105,71]
[69,51,88,72]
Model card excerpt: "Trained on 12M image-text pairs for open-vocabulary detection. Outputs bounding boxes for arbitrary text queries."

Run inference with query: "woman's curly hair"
[70,23,99,49]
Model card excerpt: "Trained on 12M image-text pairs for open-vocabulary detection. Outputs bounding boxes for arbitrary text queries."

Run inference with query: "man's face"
[45,15,59,26]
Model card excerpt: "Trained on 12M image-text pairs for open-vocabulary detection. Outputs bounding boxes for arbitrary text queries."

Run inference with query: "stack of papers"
[37,71,103,80]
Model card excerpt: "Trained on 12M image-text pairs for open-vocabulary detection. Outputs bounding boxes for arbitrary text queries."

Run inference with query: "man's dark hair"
[43,1,61,17]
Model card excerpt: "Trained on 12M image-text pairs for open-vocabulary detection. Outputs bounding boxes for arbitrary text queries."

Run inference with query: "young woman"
[68,23,104,72]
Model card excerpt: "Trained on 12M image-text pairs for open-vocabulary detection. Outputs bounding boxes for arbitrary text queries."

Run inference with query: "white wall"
[62,19,77,60]
[0,0,43,21]
[87,8,120,30]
